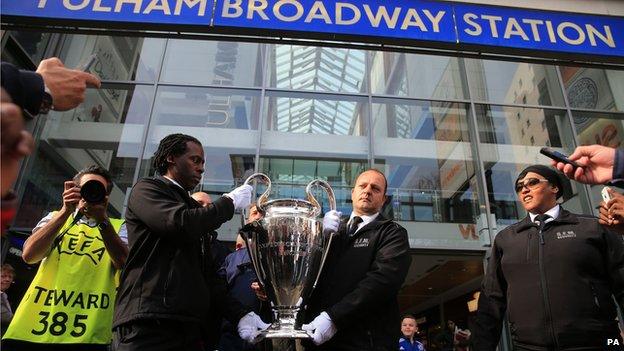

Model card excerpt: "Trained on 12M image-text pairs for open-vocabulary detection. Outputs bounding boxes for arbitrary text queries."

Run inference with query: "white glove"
[237,311,270,344]
[301,311,337,345]
[322,210,341,234]
[225,184,253,211]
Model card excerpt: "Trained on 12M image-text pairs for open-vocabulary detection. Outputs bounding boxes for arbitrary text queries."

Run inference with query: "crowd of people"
[3,57,624,351]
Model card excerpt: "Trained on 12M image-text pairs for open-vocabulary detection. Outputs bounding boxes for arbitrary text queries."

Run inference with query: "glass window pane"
[560,66,624,112]
[466,59,565,106]
[370,52,467,100]
[161,40,264,87]
[268,45,367,94]
[138,86,260,196]
[5,31,52,64]
[257,157,368,215]
[151,86,261,130]
[474,105,592,227]
[58,35,165,82]
[372,99,483,238]
[13,84,152,228]
[265,91,368,136]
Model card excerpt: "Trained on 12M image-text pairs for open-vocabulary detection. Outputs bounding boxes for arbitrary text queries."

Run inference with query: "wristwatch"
[97,220,110,231]
[39,85,53,114]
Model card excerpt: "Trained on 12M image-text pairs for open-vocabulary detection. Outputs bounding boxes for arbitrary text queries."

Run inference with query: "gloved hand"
[322,210,341,234]
[224,184,253,210]
[301,311,337,345]
[238,311,270,344]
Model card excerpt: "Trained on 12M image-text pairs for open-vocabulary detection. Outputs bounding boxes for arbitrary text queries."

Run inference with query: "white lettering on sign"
[461,13,615,48]
[220,0,447,33]
[38,0,208,16]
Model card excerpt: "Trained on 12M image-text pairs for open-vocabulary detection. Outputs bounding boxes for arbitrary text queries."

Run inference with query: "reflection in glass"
[139,86,260,199]
[58,35,165,82]
[475,105,572,147]
[466,59,564,106]
[370,52,466,100]
[265,92,368,136]
[152,86,261,130]
[373,101,477,223]
[560,66,624,112]
[6,31,51,64]
[161,40,264,87]
[269,45,366,93]
[474,105,588,226]
[13,85,153,228]
[258,157,367,215]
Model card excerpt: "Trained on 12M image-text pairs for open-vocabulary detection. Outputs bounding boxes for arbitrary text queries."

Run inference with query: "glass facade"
[3,29,624,351]
[6,31,624,245]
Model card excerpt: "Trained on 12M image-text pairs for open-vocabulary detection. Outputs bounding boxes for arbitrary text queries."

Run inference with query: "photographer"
[2,165,128,350]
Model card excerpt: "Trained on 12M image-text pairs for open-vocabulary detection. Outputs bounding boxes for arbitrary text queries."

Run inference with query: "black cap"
[515,165,567,199]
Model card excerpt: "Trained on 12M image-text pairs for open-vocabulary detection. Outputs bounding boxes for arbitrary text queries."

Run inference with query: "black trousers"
[112,319,205,351]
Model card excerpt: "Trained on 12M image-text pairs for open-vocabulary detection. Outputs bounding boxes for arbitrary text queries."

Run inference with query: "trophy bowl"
[241,173,336,339]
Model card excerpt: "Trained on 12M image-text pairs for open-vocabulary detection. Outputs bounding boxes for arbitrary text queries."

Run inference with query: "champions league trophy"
[241,173,336,339]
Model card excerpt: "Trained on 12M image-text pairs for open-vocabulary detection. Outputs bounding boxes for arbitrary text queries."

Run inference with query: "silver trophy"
[241,173,336,339]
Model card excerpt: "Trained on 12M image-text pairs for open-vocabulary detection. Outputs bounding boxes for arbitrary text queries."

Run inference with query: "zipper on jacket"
[526,232,532,261]
[537,226,558,349]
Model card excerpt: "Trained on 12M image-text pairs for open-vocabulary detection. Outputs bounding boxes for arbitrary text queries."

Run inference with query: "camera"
[80,179,107,203]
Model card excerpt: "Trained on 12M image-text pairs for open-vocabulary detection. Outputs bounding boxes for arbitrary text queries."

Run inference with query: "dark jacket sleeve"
[473,236,507,351]
[127,179,234,241]
[327,223,410,329]
[602,223,624,308]
[1,61,44,116]
[609,148,624,189]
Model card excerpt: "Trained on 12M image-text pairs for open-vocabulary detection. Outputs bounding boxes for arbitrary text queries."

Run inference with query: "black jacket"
[474,208,624,350]
[113,176,248,330]
[1,62,44,116]
[303,214,411,350]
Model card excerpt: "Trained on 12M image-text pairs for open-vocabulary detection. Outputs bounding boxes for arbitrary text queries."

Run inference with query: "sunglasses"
[515,178,549,193]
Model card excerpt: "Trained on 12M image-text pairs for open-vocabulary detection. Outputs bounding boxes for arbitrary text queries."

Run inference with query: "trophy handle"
[243,172,271,213]
[306,179,337,291]
[305,179,336,217]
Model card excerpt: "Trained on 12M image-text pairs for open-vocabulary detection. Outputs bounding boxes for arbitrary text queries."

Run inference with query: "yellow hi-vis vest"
[3,213,124,344]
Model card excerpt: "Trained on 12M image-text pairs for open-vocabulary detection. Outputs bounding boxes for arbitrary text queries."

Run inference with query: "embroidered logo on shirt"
[556,231,576,239]
[353,238,369,248]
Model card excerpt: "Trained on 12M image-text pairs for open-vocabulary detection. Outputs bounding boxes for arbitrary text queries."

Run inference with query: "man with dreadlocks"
[112,134,269,350]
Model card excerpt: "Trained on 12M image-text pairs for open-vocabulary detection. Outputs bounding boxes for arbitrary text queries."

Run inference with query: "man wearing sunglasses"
[473,164,624,350]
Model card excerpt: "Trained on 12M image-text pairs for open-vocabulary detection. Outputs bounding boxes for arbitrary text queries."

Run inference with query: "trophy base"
[259,326,312,339]
[256,310,312,340]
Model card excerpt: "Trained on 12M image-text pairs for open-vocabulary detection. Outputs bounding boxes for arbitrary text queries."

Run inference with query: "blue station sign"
[2,0,623,58]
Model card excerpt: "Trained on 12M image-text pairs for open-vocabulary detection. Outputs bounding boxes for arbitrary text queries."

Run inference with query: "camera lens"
[80,180,107,203]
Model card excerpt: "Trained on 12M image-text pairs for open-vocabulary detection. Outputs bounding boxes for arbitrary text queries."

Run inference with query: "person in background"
[2,57,99,233]
[0,264,16,336]
[1,58,100,117]
[473,164,624,350]
[599,187,624,235]
[1,89,33,199]
[399,314,425,351]
[551,144,624,187]
[3,165,128,351]
[219,204,265,351]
